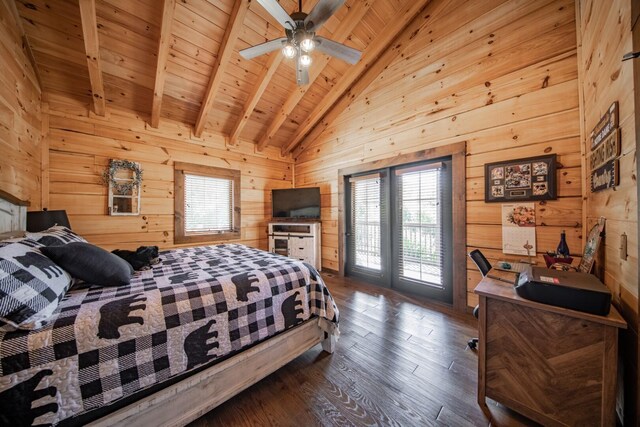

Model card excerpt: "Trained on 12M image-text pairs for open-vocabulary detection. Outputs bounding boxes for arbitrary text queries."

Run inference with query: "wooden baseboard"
[321,267,339,276]
[90,319,331,427]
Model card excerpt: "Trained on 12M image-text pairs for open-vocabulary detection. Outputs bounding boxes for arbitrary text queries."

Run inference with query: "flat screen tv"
[272,187,321,219]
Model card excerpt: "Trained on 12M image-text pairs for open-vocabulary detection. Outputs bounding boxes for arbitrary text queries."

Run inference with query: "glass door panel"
[392,160,452,302]
[345,172,389,285]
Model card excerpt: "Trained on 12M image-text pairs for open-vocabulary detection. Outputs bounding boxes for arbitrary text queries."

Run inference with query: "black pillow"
[41,242,133,287]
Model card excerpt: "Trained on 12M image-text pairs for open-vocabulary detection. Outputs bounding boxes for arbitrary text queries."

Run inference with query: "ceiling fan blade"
[315,37,362,64]
[304,0,344,31]
[304,0,345,32]
[296,56,310,86]
[256,0,295,29]
[239,37,287,60]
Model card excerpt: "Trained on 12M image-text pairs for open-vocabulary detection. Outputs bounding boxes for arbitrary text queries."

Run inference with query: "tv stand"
[268,222,321,271]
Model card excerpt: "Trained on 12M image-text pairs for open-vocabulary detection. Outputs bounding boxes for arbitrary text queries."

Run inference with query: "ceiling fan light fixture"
[241,0,360,86]
[282,43,296,59]
[300,54,312,67]
[300,37,315,52]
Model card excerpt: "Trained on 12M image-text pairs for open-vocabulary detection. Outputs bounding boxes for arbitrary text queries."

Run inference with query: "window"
[174,162,240,244]
[395,163,446,287]
[349,173,383,271]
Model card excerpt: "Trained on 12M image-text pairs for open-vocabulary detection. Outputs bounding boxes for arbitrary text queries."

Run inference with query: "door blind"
[184,174,233,233]
[349,173,382,271]
[395,164,445,287]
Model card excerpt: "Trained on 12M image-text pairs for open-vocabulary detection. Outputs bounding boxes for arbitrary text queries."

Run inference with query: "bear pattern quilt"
[0,244,339,426]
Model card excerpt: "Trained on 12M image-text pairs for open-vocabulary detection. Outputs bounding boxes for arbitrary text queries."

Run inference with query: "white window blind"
[395,164,444,287]
[349,173,382,271]
[184,174,233,233]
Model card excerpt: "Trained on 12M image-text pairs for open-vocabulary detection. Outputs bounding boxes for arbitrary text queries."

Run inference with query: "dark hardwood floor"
[189,274,538,427]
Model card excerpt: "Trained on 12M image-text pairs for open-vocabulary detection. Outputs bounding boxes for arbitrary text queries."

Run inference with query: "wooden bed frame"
[91,319,335,427]
[0,192,337,427]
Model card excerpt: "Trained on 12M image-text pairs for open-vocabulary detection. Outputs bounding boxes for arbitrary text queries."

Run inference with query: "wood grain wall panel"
[102,74,153,118]
[97,0,160,38]
[293,0,581,310]
[45,94,293,251]
[345,0,560,111]
[577,0,636,422]
[0,0,42,208]
[291,0,567,155]
[16,0,91,106]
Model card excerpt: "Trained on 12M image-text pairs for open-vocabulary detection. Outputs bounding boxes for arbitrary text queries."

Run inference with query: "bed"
[0,193,339,427]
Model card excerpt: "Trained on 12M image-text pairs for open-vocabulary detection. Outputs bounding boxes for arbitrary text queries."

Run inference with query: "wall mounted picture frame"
[105,159,143,216]
[484,154,557,203]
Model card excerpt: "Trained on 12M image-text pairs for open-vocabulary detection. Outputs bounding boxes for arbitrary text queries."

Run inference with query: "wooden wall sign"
[589,101,620,193]
[590,159,619,192]
[590,101,618,149]
[590,129,621,170]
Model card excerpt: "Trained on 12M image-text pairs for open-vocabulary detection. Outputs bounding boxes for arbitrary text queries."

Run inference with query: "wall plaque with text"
[589,128,620,170]
[590,101,618,149]
[590,159,619,192]
[589,101,620,193]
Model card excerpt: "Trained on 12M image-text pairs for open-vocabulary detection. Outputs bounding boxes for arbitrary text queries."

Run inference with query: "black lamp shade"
[27,210,71,232]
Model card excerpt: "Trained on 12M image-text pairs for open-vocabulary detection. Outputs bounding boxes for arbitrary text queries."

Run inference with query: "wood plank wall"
[43,94,293,251]
[0,1,42,208]
[577,0,638,423]
[293,0,582,309]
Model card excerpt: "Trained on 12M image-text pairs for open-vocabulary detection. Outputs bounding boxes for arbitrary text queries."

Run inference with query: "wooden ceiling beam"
[79,0,106,116]
[150,0,176,129]
[193,0,250,138]
[282,0,433,156]
[229,53,283,146]
[255,0,375,151]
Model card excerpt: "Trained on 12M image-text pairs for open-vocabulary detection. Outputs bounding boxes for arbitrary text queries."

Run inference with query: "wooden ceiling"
[14,0,426,154]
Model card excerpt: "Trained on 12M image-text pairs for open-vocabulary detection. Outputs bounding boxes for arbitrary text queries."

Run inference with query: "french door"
[345,171,390,286]
[345,158,453,303]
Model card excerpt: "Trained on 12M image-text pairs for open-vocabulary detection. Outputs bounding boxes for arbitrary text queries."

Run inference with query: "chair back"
[469,249,491,277]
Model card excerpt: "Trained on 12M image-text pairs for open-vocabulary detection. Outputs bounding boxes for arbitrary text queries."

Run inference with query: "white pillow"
[0,239,72,330]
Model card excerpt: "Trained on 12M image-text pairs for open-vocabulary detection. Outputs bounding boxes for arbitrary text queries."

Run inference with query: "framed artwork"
[484,154,557,202]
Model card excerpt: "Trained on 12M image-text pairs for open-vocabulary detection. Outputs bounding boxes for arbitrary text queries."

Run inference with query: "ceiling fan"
[239,0,362,86]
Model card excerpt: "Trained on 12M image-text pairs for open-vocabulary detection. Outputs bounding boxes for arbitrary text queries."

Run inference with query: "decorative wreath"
[103,159,143,194]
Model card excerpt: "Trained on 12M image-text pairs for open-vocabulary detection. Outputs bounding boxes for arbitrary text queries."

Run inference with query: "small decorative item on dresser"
[556,230,570,258]
[543,251,574,268]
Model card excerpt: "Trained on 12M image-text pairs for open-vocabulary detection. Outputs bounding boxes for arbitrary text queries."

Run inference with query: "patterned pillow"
[26,225,87,247]
[0,237,43,249]
[0,239,72,330]
[0,237,27,248]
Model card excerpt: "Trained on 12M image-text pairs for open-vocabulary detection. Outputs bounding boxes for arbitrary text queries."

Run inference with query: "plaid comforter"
[0,244,339,426]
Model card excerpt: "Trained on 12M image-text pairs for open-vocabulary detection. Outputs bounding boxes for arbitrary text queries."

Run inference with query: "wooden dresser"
[475,270,627,426]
